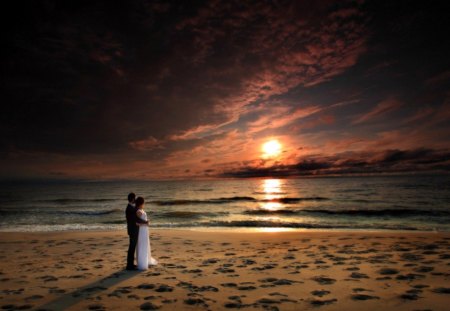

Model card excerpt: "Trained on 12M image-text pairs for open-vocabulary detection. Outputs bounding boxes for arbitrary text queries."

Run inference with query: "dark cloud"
[220,148,450,178]
[378,148,433,164]
[2,0,368,153]
[2,0,450,179]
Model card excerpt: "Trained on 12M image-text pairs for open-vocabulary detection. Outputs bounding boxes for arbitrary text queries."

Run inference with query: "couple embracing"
[125,193,158,270]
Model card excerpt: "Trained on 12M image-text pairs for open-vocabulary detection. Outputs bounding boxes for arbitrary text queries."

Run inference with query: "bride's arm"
[136,211,148,226]
[136,210,148,226]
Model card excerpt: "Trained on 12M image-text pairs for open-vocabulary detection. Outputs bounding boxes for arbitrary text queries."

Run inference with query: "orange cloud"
[353,98,403,124]
[129,136,163,151]
[247,105,322,134]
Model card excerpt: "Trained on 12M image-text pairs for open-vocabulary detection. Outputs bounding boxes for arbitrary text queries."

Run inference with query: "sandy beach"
[1,229,449,311]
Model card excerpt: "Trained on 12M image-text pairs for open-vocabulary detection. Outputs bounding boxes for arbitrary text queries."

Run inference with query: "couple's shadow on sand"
[37,269,139,310]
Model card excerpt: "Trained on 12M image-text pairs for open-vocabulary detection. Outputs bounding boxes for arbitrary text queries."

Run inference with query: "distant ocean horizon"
[1,175,449,232]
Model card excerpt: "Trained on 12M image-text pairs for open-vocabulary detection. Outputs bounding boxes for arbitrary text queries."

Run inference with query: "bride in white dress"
[135,197,158,270]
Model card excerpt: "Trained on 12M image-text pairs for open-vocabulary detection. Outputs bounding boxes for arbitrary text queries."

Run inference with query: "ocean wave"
[348,199,371,203]
[60,209,121,216]
[0,208,121,216]
[151,196,330,206]
[154,211,228,219]
[151,220,423,231]
[101,220,125,224]
[243,208,450,217]
[333,188,369,193]
[35,198,117,204]
[303,208,450,217]
[151,196,256,205]
[243,209,299,215]
[263,197,329,203]
[0,220,444,232]
[151,199,210,206]
[0,224,125,232]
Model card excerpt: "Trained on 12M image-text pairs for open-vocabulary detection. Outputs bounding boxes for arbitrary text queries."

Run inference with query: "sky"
[2,0,450,180]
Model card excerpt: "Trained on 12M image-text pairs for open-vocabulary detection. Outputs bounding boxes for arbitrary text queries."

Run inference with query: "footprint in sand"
[311,290,330,297]
[38,275,58,282]
[310,298,337,306]
[88,303,106,310]
[259,278,298,287]
[224,302,242,308]
[401,253,424,262]
[237,285,257,291]
[251,264,277,271]
[311,276,336,285]
[216,267,235,274]
[432,287,450,294]
[137,283,155,289]
[143,295,159,300]
[146,272,161,277]
[48,287,66,294]
[177,281,219,292]
[350,272,369,279]
[1,304,34,310]
[346,267,360,271]
[413,266,434,273]
[377,268,399,275]
[351,294,380,300]
[352,288,373,293]
[242,259,256,265]
[400,292,421,300]
[256,297,280,305]
[182,269,203,274]
[140,302,161,310]
[2,289,24,295]
[155,284,173,292]
[108,287,131,298]
[25,295,44,301]
[396,273,425,281]
[184,297,208,307]
[202,258,219,265]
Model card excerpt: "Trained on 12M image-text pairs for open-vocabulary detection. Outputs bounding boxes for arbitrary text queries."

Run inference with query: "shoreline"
[1,229,449,310]
[0,226,448,234]
[1,229,448,243]
[1,227,448,235]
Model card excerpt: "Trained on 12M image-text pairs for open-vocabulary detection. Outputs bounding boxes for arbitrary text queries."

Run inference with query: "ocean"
[1,175,449,232]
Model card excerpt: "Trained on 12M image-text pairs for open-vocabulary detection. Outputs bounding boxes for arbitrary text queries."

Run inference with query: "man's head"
[128,192,136,203]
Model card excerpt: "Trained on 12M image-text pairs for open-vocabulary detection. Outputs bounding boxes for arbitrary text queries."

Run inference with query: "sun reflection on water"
[260,179,283,211]
[257,227,298,233]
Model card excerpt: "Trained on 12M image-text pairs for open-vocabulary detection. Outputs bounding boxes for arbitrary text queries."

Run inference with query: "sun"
[262,139,282,158]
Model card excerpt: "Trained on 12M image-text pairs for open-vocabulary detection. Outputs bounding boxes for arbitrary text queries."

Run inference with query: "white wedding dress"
[136,210,158,270]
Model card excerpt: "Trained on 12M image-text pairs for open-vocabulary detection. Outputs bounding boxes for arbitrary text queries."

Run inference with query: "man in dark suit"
[125,192,148,270]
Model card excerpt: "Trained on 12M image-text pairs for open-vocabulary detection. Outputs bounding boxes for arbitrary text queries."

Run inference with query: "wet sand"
[0,230,449,310]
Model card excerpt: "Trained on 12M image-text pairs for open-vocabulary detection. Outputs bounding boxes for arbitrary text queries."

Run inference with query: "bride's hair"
[135,196,145,207]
